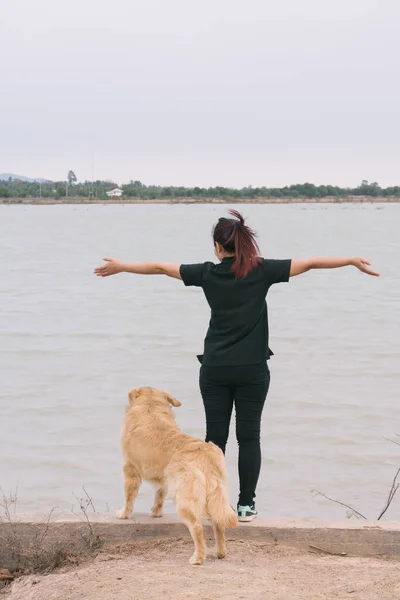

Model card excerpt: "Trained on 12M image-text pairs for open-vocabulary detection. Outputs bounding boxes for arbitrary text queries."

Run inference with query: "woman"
[94,210,379,522]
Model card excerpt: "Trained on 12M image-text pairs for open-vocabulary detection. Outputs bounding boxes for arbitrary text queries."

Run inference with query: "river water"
[1,203,399,520]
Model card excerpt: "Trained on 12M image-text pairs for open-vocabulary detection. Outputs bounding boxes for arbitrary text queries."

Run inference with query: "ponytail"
[213,210,261,278]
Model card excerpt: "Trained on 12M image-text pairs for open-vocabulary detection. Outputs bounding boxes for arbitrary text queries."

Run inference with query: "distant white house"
[106,187,123,198]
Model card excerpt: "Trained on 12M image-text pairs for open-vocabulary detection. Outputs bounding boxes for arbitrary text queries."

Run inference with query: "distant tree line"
[1,177,400,200]
[119,179,400,200]
[0,177,117,199]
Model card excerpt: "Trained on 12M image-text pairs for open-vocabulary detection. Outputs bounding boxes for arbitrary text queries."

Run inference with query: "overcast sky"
[1,0,399,187]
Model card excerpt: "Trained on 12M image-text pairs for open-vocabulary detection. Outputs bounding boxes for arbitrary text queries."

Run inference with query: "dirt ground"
[4,538,400,600]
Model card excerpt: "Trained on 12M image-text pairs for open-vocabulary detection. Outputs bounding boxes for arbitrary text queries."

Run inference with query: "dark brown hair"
[213,209,261,278]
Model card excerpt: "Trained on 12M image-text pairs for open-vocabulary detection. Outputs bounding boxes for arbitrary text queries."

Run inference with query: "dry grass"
[0,488,103,592]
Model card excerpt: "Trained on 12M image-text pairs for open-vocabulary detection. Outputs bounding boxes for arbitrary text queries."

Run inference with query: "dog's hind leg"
[151,484,167,518]
[168,467,207,565]
[177,506,206,565]
[212,522,227,559]
[116,462,141,519]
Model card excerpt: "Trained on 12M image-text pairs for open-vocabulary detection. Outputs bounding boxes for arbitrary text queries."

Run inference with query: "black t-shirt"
[180,257,292,366]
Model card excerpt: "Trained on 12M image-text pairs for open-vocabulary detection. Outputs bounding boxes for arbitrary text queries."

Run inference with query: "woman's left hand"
[94,257,124,277]
[351,257,380,277]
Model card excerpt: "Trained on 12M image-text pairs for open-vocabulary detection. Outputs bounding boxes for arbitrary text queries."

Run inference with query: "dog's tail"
[206,479,238,529]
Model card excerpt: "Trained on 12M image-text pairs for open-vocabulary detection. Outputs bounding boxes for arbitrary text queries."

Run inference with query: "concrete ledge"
[1,513,399,558]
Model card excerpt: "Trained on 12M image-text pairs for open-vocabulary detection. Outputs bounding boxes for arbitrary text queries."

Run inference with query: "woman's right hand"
[94,257,124,277]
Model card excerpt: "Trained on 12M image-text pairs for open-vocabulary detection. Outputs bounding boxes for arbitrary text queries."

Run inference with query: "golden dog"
[117,386,238,565]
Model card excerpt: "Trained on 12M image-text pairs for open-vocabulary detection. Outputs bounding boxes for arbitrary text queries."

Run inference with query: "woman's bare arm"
[94,258,182,280]
[290,257,380,277]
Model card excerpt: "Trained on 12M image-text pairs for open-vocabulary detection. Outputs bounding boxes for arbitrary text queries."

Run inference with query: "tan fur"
[117,386,238,565]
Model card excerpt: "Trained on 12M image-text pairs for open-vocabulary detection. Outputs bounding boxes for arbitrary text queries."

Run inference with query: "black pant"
[199,363,270,507]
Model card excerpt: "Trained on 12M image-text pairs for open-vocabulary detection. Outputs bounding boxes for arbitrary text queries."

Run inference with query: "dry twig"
[311,489,367,520]
[377,468,400,521]
[72,487,103,550]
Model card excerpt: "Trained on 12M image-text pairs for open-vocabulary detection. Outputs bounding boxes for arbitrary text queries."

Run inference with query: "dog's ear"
[128,387,141,405]
[165,392,181,407]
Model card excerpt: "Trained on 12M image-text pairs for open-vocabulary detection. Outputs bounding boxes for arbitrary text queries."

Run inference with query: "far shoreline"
[1,195,399,205]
